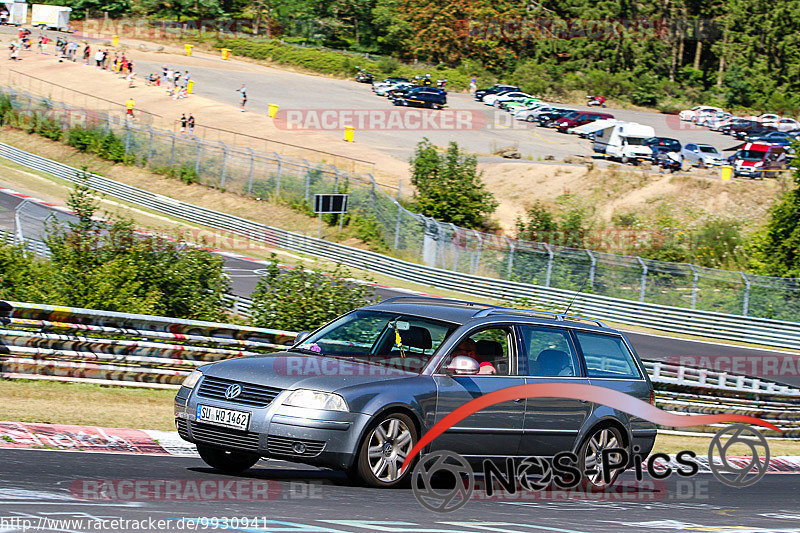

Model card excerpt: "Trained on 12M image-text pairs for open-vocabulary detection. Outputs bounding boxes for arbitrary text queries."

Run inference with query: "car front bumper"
[175,387,372,471]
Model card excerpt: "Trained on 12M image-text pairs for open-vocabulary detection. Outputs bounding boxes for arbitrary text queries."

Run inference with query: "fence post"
[302,159,311,204]
[146,126,154,166]
[194,139,202,177]
[741,272,751,316]
[218,141,228,188]
[394,203,402,250]
[13,200,27,245]
[245,148,255,194]
[473,230,483,275]
[332,166,339,194]
[636,257,648,302]
[450,224,459,270]
[544,243,553,287]
[505,237,516,278]
[273,152,281,198]
[124,122,131,154]
[586,250,596,289]
[169,132,176,166]
[689,264,699,310]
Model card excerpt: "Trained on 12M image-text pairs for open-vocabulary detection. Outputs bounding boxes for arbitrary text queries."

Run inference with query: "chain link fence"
[2,85,800,320]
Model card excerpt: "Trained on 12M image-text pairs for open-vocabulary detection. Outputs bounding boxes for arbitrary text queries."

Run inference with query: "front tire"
[355,413,418,488]
[526,115,535,122]
[197,444,260,474]
[579,426,626,491]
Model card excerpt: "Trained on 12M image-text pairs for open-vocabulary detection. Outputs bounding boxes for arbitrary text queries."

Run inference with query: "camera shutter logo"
[411,451,474,512]
[224,384,242,400]
[708,425,770,488]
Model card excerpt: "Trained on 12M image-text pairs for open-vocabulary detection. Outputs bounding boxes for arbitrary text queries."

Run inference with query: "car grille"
[176,419,189,440]
[197,376,282,407]
[188,421,261,453]
[267,435,326,458]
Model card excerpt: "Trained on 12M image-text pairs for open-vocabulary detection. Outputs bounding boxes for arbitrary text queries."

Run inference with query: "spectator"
[237,83,247,112]
[126,72,135,88]
[94,48,103,67]
[125,97,134,119]
[180,113,187,134]
[128,59,134,74]
[469,76,477,93]
[187,114,195,135]
[83,43,90,64]
[183,71,190,88]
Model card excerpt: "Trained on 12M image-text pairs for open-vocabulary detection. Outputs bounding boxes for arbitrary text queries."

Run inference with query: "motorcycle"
[586,95,607,107]
[654,150,682,172]
[355,67,374,84]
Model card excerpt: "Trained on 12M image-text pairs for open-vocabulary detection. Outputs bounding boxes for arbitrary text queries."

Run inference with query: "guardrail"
[3,141,800,351]
[1,299,797,435]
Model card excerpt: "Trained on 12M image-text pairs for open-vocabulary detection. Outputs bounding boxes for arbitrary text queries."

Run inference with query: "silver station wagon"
[174,297,656,488]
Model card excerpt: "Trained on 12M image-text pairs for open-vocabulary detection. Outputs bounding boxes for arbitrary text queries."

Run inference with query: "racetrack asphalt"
[1,187,799,387]
[1,447,798,533]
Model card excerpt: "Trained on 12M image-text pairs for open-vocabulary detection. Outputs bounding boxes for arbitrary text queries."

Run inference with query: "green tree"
[410,139,498,230]
[249,254,375,331]
[750,167,800,277]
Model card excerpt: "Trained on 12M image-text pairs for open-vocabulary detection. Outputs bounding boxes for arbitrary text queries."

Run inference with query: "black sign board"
[314,194,349,214]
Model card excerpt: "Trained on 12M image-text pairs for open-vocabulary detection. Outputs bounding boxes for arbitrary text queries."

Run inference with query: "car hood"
[202,352,417,393]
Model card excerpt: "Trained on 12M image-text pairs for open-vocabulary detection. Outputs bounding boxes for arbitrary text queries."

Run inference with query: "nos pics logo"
[412,425,770,513]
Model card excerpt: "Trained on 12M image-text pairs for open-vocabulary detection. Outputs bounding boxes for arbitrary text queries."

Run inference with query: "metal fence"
[2,86,800,322]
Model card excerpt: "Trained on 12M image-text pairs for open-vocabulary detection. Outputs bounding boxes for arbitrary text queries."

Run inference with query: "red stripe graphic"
[400,382,781,473]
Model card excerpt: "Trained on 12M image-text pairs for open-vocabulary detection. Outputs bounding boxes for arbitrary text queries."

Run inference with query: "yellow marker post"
[344,126,355,142]
[185,44,194,57]
[721,165,733,181]
[268,103,279,118]
[112,35,119,46]
[187,80,195,94]
[221,48,231,60]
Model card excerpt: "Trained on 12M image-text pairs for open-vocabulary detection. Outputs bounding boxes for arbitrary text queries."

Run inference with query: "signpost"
[313,194,349,238]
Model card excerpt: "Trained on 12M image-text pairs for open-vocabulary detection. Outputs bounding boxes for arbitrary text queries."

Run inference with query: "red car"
[555,111,614,133]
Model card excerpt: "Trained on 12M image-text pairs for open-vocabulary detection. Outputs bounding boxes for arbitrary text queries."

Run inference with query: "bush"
[249,254,376,331]
[66,126,104,152]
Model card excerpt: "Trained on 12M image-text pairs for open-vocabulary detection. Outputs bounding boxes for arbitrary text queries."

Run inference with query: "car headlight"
[283,389,349,412]
[181,370,202,390]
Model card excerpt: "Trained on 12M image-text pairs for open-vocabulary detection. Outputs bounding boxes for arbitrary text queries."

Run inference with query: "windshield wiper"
[287,347,324,355]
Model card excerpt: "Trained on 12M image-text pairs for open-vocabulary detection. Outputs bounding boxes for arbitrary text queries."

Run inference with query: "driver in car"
[453,338,496,374]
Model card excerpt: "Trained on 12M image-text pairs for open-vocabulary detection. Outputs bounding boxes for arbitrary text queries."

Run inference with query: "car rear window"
[575,332,642,379]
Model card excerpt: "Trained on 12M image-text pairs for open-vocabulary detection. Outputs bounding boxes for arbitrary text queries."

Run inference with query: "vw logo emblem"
[224,384,242,399]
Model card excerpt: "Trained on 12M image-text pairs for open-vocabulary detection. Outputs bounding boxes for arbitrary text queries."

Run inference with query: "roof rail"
[472,307,607,328]
[377,296,497,309]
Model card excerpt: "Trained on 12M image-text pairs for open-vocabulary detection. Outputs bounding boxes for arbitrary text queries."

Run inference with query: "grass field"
[2,379,798,455]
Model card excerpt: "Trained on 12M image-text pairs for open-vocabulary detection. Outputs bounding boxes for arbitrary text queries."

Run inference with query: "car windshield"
[291,310,457,372]
[561,111,580,119]
[739,150,766,161]
[699,146,719,153]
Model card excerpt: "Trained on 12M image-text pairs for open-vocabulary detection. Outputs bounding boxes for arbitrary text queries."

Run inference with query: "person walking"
[94,48,103,67]
[83,43,90,64]
[125,97,134,119]
[187,113,195,135]
[469,76,477,93]
[237,84,247,111]
[179,113,187,134]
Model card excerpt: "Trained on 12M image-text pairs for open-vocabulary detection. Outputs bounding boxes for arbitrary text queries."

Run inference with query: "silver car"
[681,143,725,166]
[175,297,656,489]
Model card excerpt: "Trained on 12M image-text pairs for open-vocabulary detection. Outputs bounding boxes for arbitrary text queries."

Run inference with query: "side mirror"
[443,356,480,375]
[293,331,311,345]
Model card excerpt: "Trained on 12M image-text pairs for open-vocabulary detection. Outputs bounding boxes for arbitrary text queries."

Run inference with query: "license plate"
[196,404,250,431]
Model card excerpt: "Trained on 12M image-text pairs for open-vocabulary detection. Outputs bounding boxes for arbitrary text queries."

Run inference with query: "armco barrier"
[3,142,800,350]
[1,299,798,436]
[0,300,296,388]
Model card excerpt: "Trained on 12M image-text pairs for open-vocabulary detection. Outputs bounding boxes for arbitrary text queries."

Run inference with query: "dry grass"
[0,379,176,430]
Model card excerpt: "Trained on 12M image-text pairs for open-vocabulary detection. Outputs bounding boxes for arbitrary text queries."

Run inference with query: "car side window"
[574,332,642,379]
[517,326,579,377]
[445,327,513,376]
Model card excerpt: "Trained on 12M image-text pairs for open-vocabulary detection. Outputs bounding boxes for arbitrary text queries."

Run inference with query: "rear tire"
[526,115,535,122]
[578,426,626,492]
[197,444,260,474]
[355,413,418,488]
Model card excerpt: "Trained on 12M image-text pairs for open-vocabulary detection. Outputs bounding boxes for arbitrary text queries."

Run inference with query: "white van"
[591,122,655,163]
[31,4,71,31]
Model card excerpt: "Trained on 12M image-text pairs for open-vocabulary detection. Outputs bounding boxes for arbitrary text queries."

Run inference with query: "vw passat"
[174,297,656,488]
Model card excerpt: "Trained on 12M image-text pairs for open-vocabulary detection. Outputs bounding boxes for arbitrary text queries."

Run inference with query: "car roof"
[362,296,614,332]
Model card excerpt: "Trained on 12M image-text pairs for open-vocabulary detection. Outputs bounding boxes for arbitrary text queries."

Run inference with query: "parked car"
[743,131,797,146]
[679,106,722,122]
[503,99,545,113]
[483,91,530,106]
[681,143,725,166]
[555,112,614,133]
[175,297,657,489]
[697,111,732,128]
[720,118,758,136]
[645,137,682,153]
[772,117,800,132]
[733,143,788,178]
[734,124,777,140]
[375,82,413,96]
[747,113,782,124]
[538,109,580,127]
[515,105,569,122]
[709,115,743,132]
[372,78,409,93]
[391,87,447,109]
[475,84,519,101]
